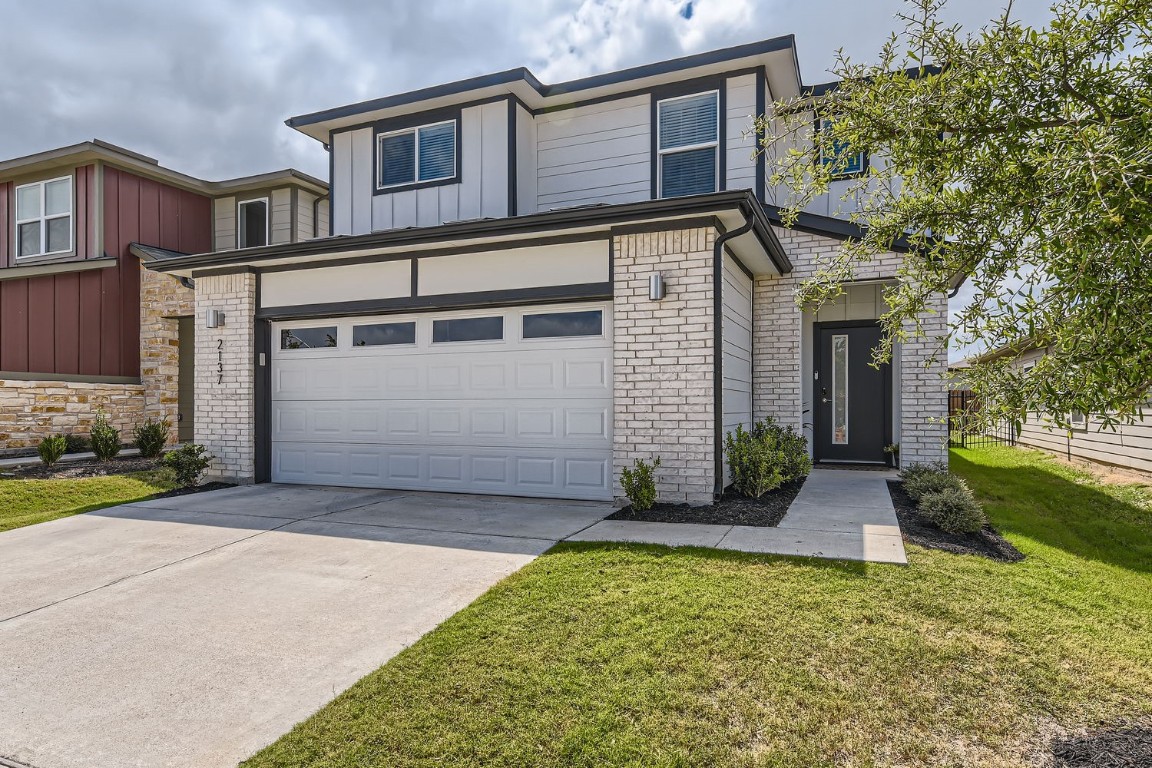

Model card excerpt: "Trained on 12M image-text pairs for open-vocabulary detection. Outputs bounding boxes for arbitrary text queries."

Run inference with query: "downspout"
[313,195,328,239]
[712,209,756,500]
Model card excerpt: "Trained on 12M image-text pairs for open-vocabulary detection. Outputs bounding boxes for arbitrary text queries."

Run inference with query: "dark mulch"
[886,480,1024,562]
[5,455,164,480]
[1048,722,1152,767]
[608,478,806,527]
[149,481,236,499]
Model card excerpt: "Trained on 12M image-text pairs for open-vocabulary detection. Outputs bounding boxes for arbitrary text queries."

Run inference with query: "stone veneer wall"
[752,226,948,465]
[193,272,256,483]
[612,226,716,505]
[0,265,194,452]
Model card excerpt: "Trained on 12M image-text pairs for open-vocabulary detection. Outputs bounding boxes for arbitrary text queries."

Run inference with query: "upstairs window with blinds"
[657,91,719,198]
[377,120,457,189]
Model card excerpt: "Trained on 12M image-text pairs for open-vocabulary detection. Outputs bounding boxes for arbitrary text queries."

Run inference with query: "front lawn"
[246,446,1152,767]
[0,470,177,533]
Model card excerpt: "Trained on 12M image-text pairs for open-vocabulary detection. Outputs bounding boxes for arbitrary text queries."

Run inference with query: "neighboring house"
[963,344,1152,476]
[0,140,327,453]
[150,37,949,503]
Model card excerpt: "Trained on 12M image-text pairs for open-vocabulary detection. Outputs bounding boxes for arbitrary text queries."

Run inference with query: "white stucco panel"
[417,240,609,296]
[261,260,412,308]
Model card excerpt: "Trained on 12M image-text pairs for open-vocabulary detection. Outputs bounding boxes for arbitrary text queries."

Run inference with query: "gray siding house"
[152,37,949,504]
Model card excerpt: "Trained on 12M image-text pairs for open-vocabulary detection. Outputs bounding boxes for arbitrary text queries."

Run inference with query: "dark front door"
[814,323,890,463]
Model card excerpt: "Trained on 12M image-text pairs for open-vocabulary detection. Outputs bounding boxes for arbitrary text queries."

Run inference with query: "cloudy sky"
[3,0,1055,182]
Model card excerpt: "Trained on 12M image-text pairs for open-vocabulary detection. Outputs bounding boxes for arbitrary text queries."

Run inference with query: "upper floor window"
[657,91,719,198]
[377,120,457,190]
[15,176,72,259]
[818,117,867,178]
[238,198,268,248]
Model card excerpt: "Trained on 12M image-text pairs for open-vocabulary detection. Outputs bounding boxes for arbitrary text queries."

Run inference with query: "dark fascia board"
[148,190,791,275]
[129,242,190,262]
[285,36,794,130]
[760,202,913,252]
[803,64,945,98]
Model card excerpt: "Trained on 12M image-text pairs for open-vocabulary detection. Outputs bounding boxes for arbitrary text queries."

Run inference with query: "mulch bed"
[607,478,806,527]
[886,480,1024,562]
[1046,721,1152,767]
[4,455,164,480]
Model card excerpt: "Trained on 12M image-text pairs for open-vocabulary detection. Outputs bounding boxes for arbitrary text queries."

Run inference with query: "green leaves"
[758,0,1152,424]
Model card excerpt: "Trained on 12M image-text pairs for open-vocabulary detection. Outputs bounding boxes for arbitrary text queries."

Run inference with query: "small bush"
[64,433,89,454]
[769,421,813,483]
[620,457,660,511]
[38,435,68,467]
[133,418,170,459]
[162,443,213,487]
[90,411,122,461]
[898,462,956,501]
[919,483,987,533]
[726,418,812,498]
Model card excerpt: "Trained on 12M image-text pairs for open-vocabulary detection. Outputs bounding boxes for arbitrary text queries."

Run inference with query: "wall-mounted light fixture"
[649,273,666,301]
[205,309,225,328]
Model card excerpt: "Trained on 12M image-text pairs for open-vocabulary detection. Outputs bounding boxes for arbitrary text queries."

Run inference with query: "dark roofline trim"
[149,191,790,275]
[803,64,945,98]
[760,203,912,252]
[286,36,795,129]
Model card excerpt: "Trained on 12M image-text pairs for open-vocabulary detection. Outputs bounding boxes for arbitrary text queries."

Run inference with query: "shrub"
[38,435,68,467]
[767,421,813,483]
[620,457,660,511]
[64,433,89,454]
[726,423,785,497]
[919,483,988,533]
[90,411,121,461]
[133,418,170,459]
[162,443,213,487]
[898,462,956,501]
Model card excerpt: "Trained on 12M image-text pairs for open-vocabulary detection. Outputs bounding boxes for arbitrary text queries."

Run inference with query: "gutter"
[712,209,757,500]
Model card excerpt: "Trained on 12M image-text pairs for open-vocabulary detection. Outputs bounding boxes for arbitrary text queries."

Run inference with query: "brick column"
[899,292,949,464]
[194,272,256,483]
[612,226,716,505]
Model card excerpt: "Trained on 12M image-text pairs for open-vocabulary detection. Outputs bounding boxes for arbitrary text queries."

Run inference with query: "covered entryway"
[270,302,613,500]
[813,322,892,464]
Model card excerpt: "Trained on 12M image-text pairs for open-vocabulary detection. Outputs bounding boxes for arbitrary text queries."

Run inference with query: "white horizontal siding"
[213,196,235,252]
[270,187,292,245]
[536,95,650,210]
[722,253,753,485]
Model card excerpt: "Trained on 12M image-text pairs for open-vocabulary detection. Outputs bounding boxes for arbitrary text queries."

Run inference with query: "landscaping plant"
[37,435,68,467]
[725,418,811,498]
[162,443,213,487]
[620,457,660,511]
[64,433,89,454]
[898,462,955,501]
[133,418,171,459]
[89,411,122,461]
[919,483,987,533]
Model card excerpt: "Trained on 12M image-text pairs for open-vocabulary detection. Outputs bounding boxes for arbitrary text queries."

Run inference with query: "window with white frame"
[656,91,719,198]
[15,176,73,259]
[377,120,457,189]
[1068,411,1087,429]
[238,198,268,248]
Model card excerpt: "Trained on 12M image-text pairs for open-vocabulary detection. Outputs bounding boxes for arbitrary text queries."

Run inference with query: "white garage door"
[271,302,613,500]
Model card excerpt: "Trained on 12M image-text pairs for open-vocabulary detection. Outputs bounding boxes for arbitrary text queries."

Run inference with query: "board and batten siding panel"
[213,197,235,251]
[516,102,538,215]
[331,129,356,235]
[725,73,758,192]
[350,128,374,234]
[536,94,650,210]
[270,187,293,245]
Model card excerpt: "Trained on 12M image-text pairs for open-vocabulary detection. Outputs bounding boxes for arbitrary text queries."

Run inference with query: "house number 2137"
[217,339,224,384]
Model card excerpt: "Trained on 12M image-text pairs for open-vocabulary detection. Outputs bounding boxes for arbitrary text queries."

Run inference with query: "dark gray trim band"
[0,371,142,385]
[257,282,612,321]
[761,202,912,252]
[507,96,518,216]
[0,256,117,282]
[755,68,767,200]
[254,272,271,483]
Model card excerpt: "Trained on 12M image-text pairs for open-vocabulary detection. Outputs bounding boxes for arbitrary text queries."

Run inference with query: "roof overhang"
[286,36,802,142]
[0,139,328,197]
[147,190,790,279]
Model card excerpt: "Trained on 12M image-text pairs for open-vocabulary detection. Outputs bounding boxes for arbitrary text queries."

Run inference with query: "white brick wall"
[753,226,948,464]
[612,227,716,505]
[194,272,256,483]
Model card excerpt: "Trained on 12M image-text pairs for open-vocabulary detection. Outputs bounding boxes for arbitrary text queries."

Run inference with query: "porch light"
[649,273,666,301]
[205,309,225,328]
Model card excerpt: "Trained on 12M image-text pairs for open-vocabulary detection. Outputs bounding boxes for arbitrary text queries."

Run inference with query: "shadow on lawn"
[951,451,1152,574]
[557,539,872,577]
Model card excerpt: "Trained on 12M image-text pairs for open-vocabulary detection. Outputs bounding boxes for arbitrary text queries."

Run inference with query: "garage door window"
[523,310,603,339]
[432,316,503,343]
[353,321,416,347]
[281,326,338,349]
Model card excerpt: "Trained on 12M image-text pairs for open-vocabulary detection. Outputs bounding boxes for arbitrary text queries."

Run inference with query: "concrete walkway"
[568,468,907,564]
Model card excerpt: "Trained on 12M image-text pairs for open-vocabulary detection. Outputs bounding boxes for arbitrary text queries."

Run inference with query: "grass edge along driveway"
[0,470,176,533]
[249,447,1144,765]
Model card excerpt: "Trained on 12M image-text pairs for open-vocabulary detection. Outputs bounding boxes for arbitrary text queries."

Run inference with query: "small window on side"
[281,327,337,350]
[15,176,73,258]
[432,316,503,343]
[1069,412,1087,430]
[238,199,268,248]
[523,310,603,339]
[353,322,416,347]
[818,117,867,178]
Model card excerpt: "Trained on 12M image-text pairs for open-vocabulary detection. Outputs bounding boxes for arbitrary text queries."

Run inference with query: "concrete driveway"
[0,485,610,768]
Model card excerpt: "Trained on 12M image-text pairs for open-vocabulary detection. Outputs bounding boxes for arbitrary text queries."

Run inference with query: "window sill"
[0,256,116,282]
[373,176,459,196]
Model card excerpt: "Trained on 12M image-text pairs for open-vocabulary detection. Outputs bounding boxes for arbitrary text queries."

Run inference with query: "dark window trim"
[279,325,340,350]
[521,308,605,339]
[650,76,728,200]
[371,105,463,196]
[813,114,870,180]
[754,68,767,201]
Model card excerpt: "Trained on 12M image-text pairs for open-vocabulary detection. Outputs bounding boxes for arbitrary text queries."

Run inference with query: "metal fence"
[948,390,1017,448]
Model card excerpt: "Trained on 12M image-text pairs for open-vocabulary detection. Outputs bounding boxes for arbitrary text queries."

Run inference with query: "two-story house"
[0,140,327,452]
[150,36,949,503]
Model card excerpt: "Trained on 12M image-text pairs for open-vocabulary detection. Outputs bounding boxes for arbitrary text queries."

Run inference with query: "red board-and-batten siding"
[0,165,211,378]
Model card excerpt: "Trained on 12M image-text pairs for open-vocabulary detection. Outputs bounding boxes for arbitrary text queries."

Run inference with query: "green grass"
[0,469,177,533]
[245,446,1152,768]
